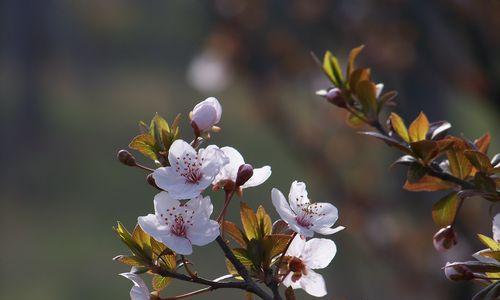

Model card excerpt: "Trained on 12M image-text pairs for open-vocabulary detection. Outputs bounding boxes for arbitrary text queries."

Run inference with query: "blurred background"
[1,0,499,299]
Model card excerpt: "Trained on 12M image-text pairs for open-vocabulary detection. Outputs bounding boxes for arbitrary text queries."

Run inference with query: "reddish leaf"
[403,175,455,192]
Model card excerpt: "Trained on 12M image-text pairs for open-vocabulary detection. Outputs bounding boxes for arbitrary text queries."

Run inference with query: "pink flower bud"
[325,88,346,108]
[190,97,222,133]
[444,262,474,281]
[117,149,136,166]
[235,164,254,187]
[433,226,457,252]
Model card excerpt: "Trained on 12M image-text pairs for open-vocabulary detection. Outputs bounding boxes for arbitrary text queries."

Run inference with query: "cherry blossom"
[138,192,220,255]
[153,139,229,199]
[272,181,344,237]
[282,235,336,297]
[213,146,271,189]
[120,272,150,300]
[190,97,222,133]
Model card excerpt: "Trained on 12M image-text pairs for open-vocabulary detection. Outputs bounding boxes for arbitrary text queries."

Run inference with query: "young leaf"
[349,68,371,93]
[132,224,152,258]
[240,202,259,240]
[114,222,145,258]
[410,140,439,163]
[446,137,473,180]
[152,274,172,291]
[428,121,451,140]
[346,112,365,128]
[377,91,398,112]
[408,112,429,142]
[346,45,365,77]
[232,248,254,267]
[478,234,500,251]
[432,192,459,227]
[264,234,292,261]
[323,51,344,87]
[129,134,157,161]
[465,150,493,173]
[355,80,377,114]
[256,206,273,237]
[389,112,410,143]
[223,221,248,247]
[390,155,418,168]
[403,175,454,192]
[113,255,148,267]
[474,133,491,154]
[359,131,413,155]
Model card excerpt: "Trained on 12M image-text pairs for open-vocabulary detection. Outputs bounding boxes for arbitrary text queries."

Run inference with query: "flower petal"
[314,226,345,235]
[302,238,336,269]
[154,192,179,215]
[138,214,169,241]
[288,181,310,215]
[153,167,206,199]
[186,195,214,219]
[300,269,327,297]
[167,139,197,167]
[493,213,500,242]
[214,146,245,183]
[120,273,150,300]
[188,219,220,246]
[241,166,271,188]
[282,272,301,289]
[309,202,339,228]
[162,234,193,255]
[272,188,297,223]
[286,234,306,257]
[200,145,229,178]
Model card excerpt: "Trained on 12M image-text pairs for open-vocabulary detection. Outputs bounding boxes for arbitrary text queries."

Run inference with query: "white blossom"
[120,272,150,300]
[213,146,271,189]
[190,97,222,132]
[153,139,229,199]
[272,181,344,237]
[282,235,336,297]
[138,192,220,255]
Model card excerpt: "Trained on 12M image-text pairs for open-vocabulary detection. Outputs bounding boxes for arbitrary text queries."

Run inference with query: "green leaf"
[256,206,272,237]
[222,221,248,247]
[152,274,172,291]
[389,112,409,143]
[432,192,459,227]
[232,248,254,267]
[150,237,176,269]
[264,234,292,262]
[478,234,500,251]
[113,255,148,267]
[114,222,145,258]
[346,112,365,128]
[132,225,152,259]
[240,202,259,241]
[129,134,157,161]
[408,112,429,142]
[323,51,344,87]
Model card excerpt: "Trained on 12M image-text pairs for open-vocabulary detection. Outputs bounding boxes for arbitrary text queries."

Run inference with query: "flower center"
[287,256,307,282]
[295,202,327,228]
[160,205,195,237]
[175,153,204,184]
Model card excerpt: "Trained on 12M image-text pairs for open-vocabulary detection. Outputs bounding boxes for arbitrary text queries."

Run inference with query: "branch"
[215,236,273,300]
[159,275,235,300]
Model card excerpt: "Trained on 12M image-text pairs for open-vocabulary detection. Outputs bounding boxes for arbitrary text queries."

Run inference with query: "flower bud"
[147,174,161,190]
[117,150,136,167]
[190,97,222,133]
[433,226,457,252]
[325,88,346,108]
[235,164,253,187]
[443,262,474,281]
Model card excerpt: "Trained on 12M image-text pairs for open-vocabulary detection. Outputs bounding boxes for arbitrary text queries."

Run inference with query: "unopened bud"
[190,97,222,133]
[444,262,474,281]
[147,174,161,190]
[433,226,457,252]
[325,88,346,108]
[117,150,136,166]
[235,164,253,187]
